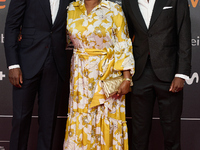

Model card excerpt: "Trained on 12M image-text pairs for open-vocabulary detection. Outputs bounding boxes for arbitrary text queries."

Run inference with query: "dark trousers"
[131,58,183,150]
[9,50,63,150]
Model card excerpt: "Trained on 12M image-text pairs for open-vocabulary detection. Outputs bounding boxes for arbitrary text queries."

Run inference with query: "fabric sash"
[73,48,115,108]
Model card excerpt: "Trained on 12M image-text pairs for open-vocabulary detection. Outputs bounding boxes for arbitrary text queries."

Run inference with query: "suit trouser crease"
[10,49,63,150]
[131,59,183,150]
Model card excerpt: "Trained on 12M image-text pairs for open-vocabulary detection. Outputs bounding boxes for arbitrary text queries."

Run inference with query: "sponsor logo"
[185,72,199,85]
[0,0,6,9]
[114,0,122,6]
[1,33,4,43]
[192,36,199,46]
[0,71,6,80]
[110,0,122,6]
[189,0,200,8]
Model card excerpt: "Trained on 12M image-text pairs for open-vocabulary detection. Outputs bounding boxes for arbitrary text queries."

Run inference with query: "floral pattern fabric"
[64,0,135,150]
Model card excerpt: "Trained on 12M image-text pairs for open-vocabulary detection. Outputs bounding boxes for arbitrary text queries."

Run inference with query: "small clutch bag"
[101,76,133,98]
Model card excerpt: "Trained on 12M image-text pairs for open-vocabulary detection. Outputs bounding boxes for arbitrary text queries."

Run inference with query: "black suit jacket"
[4,0,71,81]
[123,0,191,82]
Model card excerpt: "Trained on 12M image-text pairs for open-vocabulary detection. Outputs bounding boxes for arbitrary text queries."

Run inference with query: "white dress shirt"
[138,0,156,28]
[50,0,60,24]
[138,0,189,80]
[9,0,60,70]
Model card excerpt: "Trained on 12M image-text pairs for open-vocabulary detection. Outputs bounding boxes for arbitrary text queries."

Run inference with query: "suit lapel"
[129,0,148,32]
[149,0,168,28]
[52,0,64,28]
[39,0,52,24]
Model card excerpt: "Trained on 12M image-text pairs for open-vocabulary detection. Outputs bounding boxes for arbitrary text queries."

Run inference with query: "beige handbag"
[101,76,133,98]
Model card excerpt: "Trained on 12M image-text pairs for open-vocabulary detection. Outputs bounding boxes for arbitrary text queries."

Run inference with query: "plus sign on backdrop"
[0,71,6,80]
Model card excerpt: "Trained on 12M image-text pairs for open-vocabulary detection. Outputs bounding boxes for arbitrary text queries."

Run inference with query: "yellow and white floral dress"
[64,0,135,150]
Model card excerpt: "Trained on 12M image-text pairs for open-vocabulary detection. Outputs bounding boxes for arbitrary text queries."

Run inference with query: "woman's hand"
[110,80,131,99]
[117,80,131,95]
[111,70,132,98]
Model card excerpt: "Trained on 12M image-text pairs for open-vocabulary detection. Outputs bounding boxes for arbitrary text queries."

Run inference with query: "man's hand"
[169,77,185,93]
[8,68,23,88]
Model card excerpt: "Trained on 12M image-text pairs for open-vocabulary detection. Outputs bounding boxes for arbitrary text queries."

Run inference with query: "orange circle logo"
[189,0,200,8]
[0,0,6,9]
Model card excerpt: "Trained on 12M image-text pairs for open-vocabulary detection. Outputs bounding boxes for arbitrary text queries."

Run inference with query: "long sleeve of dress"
[112,5,135,75]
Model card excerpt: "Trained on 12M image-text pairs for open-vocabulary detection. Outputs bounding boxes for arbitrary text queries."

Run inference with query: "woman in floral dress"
[64,0,135,149]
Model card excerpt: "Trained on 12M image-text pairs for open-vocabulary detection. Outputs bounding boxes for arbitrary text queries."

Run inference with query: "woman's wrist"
[122,70,131,79]
[123,77,133,86]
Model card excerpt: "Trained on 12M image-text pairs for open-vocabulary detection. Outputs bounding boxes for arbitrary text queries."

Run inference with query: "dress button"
[85,71,88,77]
[96,29,101,34]
[84,119,88,123]
[83,116,88,123]
[88,83,93,89]
[69,131,72,137]
[91,130,94,136]
[97,135,101,141]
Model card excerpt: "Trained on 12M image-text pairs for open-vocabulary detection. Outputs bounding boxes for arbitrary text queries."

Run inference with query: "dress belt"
[74,48,115,108]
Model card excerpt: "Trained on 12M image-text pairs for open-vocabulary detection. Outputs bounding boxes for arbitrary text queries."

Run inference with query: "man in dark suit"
[4,0,71,149]
[122,0,191,149]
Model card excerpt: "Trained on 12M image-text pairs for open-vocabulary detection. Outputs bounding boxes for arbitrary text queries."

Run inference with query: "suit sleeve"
[4,0,26,67]
[176,0,192,76]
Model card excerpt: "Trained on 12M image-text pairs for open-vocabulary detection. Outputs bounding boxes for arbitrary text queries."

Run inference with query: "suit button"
[148,34,152,37]
[45,46,49,48]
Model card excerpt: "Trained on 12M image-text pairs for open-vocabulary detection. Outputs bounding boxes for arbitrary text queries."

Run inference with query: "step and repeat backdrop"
[0,0,199,150]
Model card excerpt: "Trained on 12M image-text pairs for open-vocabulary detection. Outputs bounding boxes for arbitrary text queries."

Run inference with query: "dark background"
[0,0,199,149]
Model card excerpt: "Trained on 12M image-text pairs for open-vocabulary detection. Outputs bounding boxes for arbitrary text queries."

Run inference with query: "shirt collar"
[73,0,110,9]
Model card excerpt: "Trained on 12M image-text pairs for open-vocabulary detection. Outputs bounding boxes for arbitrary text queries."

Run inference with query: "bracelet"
[123,78,133,86]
